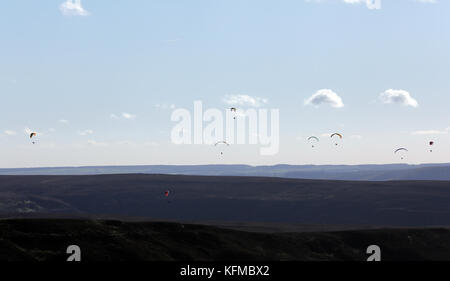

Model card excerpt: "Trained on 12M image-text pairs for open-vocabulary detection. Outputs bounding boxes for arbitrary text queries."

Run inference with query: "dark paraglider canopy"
[30,132,37,144]
[330,133,343,146]
[394,148,408,154]
[230,107,237,119]
[394,148,408,160]
[307,136,319,148]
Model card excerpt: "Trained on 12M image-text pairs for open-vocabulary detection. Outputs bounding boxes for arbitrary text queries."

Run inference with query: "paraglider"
[215,141,230,155]
[394,148,408,160]
[429,141,434,152]
[164,190,170,203]
[330,133,343,146]
[230,107,237,119]
[307,136,319,148]
[30,132,37,144]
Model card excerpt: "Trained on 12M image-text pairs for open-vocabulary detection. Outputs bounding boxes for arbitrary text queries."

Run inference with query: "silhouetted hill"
[1,219,450,261]
[1,163,450,181]
[1,174,450,227]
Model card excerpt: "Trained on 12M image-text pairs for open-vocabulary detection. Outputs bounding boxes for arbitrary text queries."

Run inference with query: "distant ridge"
[1,163,450,181]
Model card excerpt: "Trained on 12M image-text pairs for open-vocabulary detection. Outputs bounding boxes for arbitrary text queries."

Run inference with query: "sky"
[0,0,449,168]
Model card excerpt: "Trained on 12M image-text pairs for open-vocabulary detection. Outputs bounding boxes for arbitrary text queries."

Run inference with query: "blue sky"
[1,0,449,168]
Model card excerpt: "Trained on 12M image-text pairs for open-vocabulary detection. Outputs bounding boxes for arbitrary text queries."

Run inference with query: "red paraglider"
[164,190,171,203]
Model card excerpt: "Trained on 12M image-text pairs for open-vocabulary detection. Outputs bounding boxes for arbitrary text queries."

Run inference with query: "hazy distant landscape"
[2,163,450,181]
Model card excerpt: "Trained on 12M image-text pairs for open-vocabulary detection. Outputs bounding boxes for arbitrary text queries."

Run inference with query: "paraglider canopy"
[394,148,408,160]
[330,133,343,146]
[215,141,230,155]
[230,108,237,119]
[307,136,319,148]
[394,148,408,153]
[29,132,37,144]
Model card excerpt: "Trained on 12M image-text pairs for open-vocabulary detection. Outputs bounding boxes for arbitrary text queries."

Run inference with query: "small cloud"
[87,140,108,147]
[79,129,94,136]
[306,0,381,9]
[24,128,37,135]
[111,113,137,120]
[320,133,333,137]
[411,129,448,135]
[144,141,159,146]
[48,128,56,133]
[350,135,363,140]
[223,95,268,107]
[122,112,137,120]
[116,140,137,146]
[59,0,89,16]
[4,130,17,136]
[416,0,436,3]
[343,0,364,4]
[304,89,344,108]
[59,119,69,124]
[162,38,182,43]
[379,89,419,108]
[155,103,176,110]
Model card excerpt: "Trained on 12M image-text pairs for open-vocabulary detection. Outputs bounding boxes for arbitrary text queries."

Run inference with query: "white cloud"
[79,129,94,136]
[60,0,89,16]
[304,89,344,108]
[144,141,159,146]
[379,89,419,108]
[24,128,36,135]
[223,95,268,107]
[320,133,333,137]
[306,0,381,9]
[59,119,69,124]
[416,0,436,3]
[116,141,137,146]
[155,103,176,110]
[4,130,17,136]
[87,140,108,147]
[343,0,364,4]
[110,113,137,120]
[350,135,363,140]
[122,112,137,120]
[411,129,448,135]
